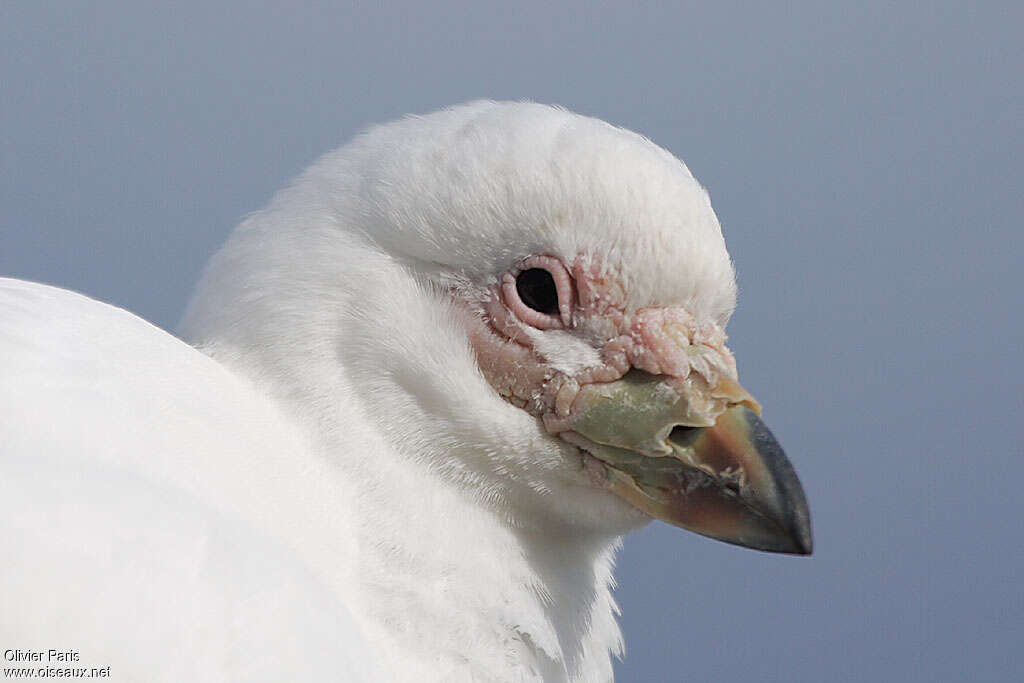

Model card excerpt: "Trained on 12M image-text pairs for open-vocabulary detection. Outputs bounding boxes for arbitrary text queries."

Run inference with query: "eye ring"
[501,256,573,329]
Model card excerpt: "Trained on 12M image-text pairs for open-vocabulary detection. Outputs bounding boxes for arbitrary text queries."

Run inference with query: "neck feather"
[336,430,626,682]
[181,216,627,681]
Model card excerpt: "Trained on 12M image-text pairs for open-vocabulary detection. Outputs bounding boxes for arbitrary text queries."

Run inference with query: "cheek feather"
[522,328,603,376]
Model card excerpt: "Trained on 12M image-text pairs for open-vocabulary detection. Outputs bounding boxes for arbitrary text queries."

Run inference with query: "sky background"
[2,2,1021,681]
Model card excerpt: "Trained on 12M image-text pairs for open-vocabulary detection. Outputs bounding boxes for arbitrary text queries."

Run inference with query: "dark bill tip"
[739,407,813,555]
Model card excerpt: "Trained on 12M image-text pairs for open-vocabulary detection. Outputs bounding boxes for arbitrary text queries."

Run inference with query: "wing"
[0,279,374,682]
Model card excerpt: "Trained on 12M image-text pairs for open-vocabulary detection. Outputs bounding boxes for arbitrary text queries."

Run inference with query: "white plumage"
[1,280,377,681]
[1,101,808,681]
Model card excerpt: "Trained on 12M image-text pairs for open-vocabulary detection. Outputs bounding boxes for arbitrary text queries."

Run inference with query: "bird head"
[183,101,811,554]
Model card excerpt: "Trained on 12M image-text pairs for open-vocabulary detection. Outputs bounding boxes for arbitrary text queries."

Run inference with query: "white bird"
[0,101,811,682]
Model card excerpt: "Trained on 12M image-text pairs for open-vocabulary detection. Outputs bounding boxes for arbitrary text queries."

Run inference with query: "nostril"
[668,425,700,446]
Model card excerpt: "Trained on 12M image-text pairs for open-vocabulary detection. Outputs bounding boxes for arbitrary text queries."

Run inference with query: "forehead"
[345,101,737,324]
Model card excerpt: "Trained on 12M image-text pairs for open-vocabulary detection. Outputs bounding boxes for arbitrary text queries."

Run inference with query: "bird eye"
[515,268,560,316]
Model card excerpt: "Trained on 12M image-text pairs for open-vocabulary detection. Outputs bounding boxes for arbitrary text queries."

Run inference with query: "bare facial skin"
[471,254,739,422]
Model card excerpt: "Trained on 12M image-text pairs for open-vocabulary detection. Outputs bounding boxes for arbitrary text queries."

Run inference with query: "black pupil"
[515,268,559,315]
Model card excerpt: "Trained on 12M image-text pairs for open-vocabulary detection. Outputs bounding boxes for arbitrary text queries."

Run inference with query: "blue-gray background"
[2,2,1021,681]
